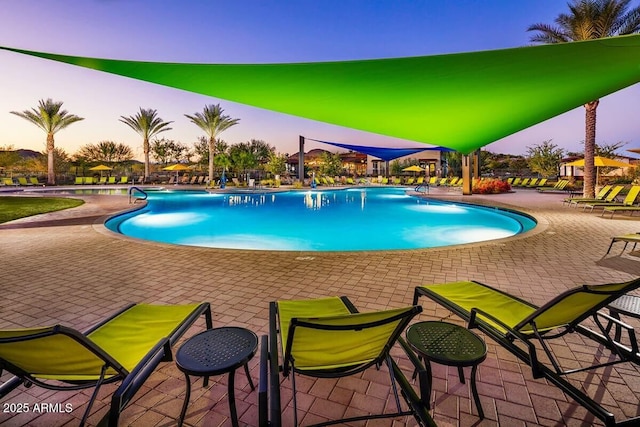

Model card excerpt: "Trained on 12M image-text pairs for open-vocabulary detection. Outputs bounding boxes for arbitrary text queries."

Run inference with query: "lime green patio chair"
[0,302,212,427]
[605,232,640,255]
[119,176,129,184]
[584,185,638,212]
[16,177,32,186]
[537,179,568,192]
[84,176,95,185]
[259,296,433,427]
[414,278,640,427]
[563,184,613,206]
[532,177,548,187]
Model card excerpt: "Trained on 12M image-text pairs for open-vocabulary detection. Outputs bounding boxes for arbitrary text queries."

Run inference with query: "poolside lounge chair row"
[506,177,549,188]
[74,176,129,185]
[537,179,571,192]
[4,275,640,427]
[1,176,43,186]
[562,185,640,217]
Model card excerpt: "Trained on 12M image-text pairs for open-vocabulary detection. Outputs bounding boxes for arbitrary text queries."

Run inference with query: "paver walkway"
[0,186,639,426]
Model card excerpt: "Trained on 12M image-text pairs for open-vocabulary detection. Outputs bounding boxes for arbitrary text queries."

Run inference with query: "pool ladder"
[414,183,429,194]
[128,186,148,204]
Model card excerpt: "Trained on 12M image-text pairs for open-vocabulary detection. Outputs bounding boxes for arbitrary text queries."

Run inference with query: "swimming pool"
[105,187,536,251]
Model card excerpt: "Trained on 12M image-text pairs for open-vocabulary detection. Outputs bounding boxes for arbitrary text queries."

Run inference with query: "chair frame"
[414,279,640,427]
[0,302,212,427]
[260,297,434,427]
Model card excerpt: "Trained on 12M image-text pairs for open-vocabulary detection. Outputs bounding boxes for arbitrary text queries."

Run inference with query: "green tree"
[265,152,288,176]
[595,141,627,157]
[319,151,343,176]
[0,145,22,171]
[527,140,565,177]
[229,142,257,178]
[528,0,640,197]
[193,136,209,167]
[76,141,133,163]
[151,138,191,166]
[185,104,240,182]
[120,108,173,179]
[10,99,84,185]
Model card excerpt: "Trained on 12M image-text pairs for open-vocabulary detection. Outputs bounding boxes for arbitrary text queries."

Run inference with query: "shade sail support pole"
[462,154,472,195]
[298,136,305,182]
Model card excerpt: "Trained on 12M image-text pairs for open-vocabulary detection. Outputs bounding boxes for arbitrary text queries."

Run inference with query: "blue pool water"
[105,187,536,251]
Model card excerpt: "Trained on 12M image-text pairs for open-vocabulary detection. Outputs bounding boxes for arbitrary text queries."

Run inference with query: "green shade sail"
[3,35,640,154]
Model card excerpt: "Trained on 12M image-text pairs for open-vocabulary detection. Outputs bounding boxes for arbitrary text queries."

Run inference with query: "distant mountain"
[0,149,41,159]
[16,149,41,159]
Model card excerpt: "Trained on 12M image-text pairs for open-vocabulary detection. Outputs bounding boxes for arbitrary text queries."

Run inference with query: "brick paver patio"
[0,185,639,426]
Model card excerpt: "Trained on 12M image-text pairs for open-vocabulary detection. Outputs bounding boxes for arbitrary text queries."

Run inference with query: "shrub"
[472,178,511,194]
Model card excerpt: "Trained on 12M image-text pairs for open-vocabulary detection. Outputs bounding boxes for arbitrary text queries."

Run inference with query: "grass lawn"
[0,197,84,223]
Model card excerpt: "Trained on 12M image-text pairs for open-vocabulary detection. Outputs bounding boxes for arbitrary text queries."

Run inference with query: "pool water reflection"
[106,187,536,251]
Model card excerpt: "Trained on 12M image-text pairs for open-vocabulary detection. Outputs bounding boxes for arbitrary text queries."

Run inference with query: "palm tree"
[528,0,640,197]
[10,98,84,185]
[120,108,173,179]
[185,104,240,182]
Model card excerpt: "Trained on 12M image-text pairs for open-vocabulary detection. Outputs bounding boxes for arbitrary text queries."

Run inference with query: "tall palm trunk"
[47,133,55,185]
[143,137,150,179]
[583,100,599,198]
[208,137,215,181]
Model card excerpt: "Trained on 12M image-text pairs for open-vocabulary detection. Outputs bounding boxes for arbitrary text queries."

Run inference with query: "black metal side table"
[608,294,640,341]
[406,321,487,419]
[176,327,258,427]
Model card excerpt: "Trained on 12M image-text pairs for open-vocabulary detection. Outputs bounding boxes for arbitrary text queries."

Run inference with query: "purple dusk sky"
[1,0,639,159]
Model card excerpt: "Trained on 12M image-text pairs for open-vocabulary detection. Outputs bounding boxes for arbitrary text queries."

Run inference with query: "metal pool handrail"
[128,186,148,204]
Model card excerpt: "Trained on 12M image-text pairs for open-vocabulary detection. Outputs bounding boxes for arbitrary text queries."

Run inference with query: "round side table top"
[406,321,487,366]
[176,327,258,376]
[608,295,640,318]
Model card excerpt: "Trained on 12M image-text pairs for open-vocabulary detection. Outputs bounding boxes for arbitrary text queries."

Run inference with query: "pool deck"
[1,185,639,426]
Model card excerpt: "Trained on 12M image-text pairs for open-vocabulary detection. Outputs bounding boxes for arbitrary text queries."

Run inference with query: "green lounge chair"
[414,278,640,427]
[527,178,538,187]
[428,176,438,185]
[605,232,640,255]
[563,184,613,206]
[16,177,33,186]
[119,176,129,184]
[74,176,84,185]
[506,177,514,184]
[260,296,432,427]
[405,177,415,185]
[107,176,116,184]
[0,302,212,427]
[537,179,568,192]
[84,176,95,185]
[601,186,640,217]
[532,178,548,187]
[584,185,639,212]
[416,176,424,185]
[98,176,108,185]
[29,177,40,186]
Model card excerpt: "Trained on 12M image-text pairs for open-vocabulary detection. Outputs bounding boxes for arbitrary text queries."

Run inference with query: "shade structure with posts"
[564,156,635,185]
